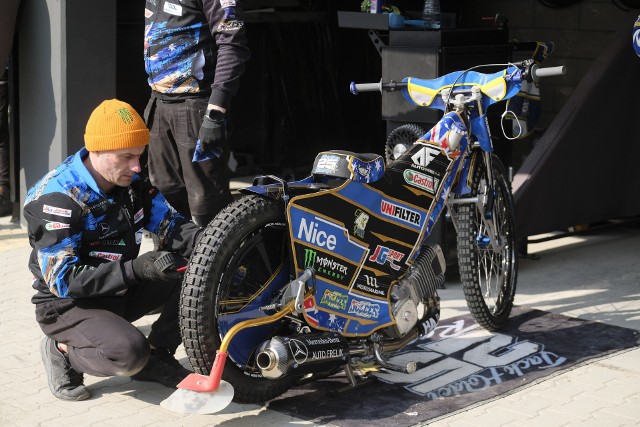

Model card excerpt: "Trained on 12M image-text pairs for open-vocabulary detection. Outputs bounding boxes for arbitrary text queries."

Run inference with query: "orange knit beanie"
[84,99,149,151]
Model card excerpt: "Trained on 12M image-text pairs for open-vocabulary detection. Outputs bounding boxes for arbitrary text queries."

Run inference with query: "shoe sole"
[40,337,90,401]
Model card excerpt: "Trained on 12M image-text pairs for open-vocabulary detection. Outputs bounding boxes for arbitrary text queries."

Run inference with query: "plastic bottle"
[422,0,441,30]
[370,0,382,14]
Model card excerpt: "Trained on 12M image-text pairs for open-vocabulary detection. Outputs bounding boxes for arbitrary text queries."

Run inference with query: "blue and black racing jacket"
[144,0,250,109]
[24,148,202,304]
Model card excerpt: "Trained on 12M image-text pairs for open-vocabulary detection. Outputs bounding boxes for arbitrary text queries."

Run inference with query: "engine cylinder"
[387,244,444,337]
[256,332,349,379]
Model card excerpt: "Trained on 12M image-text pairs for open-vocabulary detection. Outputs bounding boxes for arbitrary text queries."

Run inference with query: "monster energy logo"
[116,108,134,124]
[304,248,317,268]
[303,248,348,280]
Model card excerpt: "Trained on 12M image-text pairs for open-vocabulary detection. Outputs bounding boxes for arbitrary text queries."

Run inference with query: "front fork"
[448,150,505,252]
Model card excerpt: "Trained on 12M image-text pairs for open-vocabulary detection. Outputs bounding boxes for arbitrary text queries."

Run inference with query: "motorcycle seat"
[311,150,385,184]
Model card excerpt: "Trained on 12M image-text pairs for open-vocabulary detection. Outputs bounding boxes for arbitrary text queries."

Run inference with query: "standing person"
[0,0,23,217]
[24,99,203,401]
[144,0,251,227]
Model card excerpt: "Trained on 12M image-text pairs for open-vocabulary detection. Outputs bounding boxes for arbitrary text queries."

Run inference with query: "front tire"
[456,153,517,331]
[179,195,298,403]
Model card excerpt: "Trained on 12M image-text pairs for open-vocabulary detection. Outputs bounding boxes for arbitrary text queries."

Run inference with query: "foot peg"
[373,342,416,374]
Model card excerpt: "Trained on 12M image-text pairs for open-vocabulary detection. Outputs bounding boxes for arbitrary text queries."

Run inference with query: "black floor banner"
[268,306,640,427]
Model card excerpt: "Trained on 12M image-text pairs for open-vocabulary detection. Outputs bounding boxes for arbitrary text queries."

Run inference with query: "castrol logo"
[403,169,437,194]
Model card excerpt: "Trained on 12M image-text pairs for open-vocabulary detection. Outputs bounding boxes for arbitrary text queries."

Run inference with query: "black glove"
[130,251,183,282]
[198,110,226,154]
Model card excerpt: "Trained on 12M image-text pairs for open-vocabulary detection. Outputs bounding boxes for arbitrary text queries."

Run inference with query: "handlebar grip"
[350,81,382,95]
[531,65,566,81]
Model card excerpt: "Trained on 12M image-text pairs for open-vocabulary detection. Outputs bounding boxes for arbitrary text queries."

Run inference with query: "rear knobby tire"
[385,123,427,164]
[179,195,297,403]
[456,153,517,331]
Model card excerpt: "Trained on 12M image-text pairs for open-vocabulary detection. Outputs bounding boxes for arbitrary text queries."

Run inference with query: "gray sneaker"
[40,337,90,401]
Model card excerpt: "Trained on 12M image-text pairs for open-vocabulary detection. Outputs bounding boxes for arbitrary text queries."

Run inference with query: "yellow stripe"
[407,79,438,106]
[480,75,507,101]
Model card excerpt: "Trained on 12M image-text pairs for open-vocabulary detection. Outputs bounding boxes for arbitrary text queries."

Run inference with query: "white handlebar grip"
[350,81,382,94]
[532,65,566,81]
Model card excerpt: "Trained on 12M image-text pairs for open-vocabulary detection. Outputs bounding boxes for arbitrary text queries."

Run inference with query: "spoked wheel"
[385,123,427,164]
[179,195,298,403]
[455,153,517,331]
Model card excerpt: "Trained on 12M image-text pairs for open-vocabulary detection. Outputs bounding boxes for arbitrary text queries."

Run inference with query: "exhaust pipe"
[256,332,349,379]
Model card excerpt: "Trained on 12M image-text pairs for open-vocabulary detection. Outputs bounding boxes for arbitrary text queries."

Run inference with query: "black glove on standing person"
[198,109,226,154]
[130,251,182,282]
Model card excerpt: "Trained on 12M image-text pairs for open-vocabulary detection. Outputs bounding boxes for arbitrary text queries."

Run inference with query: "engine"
[386,244,445,338]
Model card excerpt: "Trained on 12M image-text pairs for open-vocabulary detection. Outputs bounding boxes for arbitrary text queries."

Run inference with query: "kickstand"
[336,363,374,394]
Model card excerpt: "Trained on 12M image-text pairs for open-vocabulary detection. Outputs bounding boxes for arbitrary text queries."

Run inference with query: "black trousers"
[144,95,233,225]
[35,277,182,377]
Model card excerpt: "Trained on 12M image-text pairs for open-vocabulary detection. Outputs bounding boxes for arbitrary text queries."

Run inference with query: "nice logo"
[297,217,337,250]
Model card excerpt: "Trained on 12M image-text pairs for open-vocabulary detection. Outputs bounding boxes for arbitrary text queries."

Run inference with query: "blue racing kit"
[23,148,202,304]
[144,0,250,108]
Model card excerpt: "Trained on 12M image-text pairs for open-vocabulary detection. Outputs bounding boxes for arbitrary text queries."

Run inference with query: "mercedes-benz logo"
[99,223,110,236]
[288,339,308,364]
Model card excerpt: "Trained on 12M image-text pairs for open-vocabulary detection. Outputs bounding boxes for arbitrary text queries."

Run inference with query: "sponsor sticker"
[163,1,182,16]
[303,248,348,280]
[311,348,344,360]
[355,274,386,297]
[348,299,380,319]
[320,289,349,311]
[411,145,441,168]
[369,245,405,270]
[43,204,72,218]
[297,217,337,250]
[353,209,369,238]
[45,221,70,231]
[315,155,340,174]
[89,251,123,261]
[380,200,421,226]
[288,339,309,364]
[403,169,437,194]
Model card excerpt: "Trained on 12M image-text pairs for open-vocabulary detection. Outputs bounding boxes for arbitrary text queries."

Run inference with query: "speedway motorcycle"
[162,59,565,413]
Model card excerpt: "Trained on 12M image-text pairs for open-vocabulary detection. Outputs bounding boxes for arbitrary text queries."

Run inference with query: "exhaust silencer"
[256,332,349,379]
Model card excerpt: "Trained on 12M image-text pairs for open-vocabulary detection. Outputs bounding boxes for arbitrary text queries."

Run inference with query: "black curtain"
[512,11,640,237]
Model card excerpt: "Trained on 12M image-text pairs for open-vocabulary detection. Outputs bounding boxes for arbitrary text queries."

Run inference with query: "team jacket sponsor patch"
[43,204,72,218]
[45,221,71,231]
[219,20,244,31]
[89,251,123,261]
[134,208,144,223]
[163,2,182,16]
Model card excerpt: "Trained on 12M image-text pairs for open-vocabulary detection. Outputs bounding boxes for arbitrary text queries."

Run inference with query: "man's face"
[93,146,146,188]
